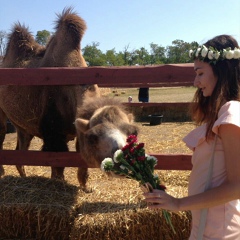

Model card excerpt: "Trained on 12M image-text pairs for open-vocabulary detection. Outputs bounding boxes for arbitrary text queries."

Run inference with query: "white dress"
[183,101,240,240]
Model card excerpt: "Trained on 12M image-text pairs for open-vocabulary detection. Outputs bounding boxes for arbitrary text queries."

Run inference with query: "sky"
[1,0,240,53]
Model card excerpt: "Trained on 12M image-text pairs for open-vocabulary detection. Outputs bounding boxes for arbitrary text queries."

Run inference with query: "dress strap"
[197,135,218,240]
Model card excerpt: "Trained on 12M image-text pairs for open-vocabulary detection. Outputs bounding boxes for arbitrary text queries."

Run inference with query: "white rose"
[213,51,220,60]
[201,45,208,58]
[208,50,214,60]
[101,157,113,171]
[233,48,240,59]
[195,48,201,57]
[189,50,193,58]
[225,50,234,59]
[113,149,123,163]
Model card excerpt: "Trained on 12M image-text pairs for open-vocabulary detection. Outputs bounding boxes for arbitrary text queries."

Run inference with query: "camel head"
[75,99,139,167]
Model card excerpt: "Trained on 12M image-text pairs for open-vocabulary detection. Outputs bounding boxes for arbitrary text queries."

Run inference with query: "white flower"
[225,50,234,59]
[189,49,193,58]
[101,157,114,172]
[190,46,240,63]
[213,51,220,60]
[113,149,123,163]
[233,48,240,59]
[201,45,208,58]
[208,50,214,60]
[195,48,201,57]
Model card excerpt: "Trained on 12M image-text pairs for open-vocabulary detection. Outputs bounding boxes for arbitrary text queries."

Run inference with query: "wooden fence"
[0,63,195,170]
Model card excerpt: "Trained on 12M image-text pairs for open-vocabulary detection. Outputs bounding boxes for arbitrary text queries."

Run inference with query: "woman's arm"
[143,124,240,211]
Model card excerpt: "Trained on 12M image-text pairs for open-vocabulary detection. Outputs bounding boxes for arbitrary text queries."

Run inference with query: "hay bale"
[0,169,191,239]
[127,103,192,122]
[69,172,191,240]
[70,207,191,240]
[0,176,78,240]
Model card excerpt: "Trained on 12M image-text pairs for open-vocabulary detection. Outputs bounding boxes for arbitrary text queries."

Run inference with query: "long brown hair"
[190,35,240,139]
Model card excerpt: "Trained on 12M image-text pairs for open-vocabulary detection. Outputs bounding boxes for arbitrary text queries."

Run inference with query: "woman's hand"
[143,189,180,212]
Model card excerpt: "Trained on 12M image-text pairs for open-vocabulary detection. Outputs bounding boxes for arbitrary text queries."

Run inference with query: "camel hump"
[3,23,44,67]
[54,7,87,43]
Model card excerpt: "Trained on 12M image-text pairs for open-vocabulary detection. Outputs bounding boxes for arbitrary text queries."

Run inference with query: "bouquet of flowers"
[101,135,175,233]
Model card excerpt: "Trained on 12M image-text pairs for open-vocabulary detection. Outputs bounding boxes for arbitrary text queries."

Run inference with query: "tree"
[35,30,51,45]
[0,30,8,57]
[133,47,150,66]
[149,43,166,64]
[120,44,132,65]
[82,42,106,66]
[166,39,197,63]
[105,49,124,66]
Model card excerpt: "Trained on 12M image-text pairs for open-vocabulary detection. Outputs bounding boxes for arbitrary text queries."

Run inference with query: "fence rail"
[0,150,192,170]
[0,63,194,170]
[0,63,194,87]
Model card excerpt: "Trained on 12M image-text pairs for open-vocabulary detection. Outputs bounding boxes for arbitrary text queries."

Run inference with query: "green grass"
[107,86,196,102]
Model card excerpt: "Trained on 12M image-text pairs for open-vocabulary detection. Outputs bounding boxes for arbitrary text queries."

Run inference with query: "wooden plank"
[0,150,89,168]
[123,102,190,107]
[0,150,192,170]
[0,64,195,86]
[154,154,192,170]
[106,82,193,88]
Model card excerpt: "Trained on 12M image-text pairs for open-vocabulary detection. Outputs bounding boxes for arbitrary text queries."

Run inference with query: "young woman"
[143,35,240,239]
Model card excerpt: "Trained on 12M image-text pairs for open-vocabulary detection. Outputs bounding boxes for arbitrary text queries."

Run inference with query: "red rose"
[127,135,137,143]
[122,144,131,151]
[136,143,144,149]
[130,148,135,154]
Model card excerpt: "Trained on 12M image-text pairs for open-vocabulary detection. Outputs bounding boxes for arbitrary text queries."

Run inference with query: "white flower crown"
[189,45,240,64]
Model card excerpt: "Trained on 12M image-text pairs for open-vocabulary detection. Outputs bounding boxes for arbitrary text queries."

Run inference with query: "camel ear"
[127,113,134,123]
[75,118,90,133]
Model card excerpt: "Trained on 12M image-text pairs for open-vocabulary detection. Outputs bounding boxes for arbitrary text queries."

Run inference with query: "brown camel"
[0,7,100,179]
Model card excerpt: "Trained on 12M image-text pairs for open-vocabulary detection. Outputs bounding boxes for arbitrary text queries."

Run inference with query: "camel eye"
[87,133,99,145]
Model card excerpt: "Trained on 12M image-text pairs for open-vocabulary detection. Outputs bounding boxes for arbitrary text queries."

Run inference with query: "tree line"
[0,30,198,65]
